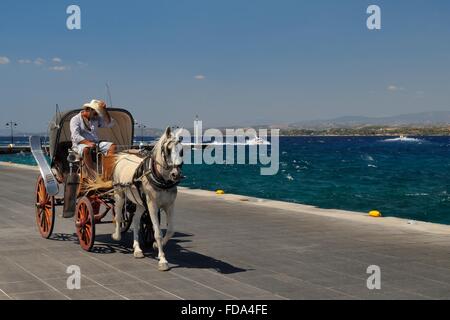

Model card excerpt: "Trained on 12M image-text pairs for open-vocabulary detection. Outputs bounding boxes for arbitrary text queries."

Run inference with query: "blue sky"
[0,0,449,132]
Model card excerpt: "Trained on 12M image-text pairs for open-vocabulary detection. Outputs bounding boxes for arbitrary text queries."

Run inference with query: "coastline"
[2,160,449,235]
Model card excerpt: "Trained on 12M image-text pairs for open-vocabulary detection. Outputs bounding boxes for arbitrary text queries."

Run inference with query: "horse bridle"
[153,138,183,171]
[133,138,183,189]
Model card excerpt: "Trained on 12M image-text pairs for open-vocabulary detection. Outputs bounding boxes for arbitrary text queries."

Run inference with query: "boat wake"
[382,136,423,143]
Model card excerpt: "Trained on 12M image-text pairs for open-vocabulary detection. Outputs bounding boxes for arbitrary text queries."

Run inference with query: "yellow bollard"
[216,189,225,195]
[369,210,382,218]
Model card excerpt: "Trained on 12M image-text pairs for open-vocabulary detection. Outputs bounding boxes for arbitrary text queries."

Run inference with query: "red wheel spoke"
[40,209,46,226]
[45,209,51,231]
[40,210,45,229]
[42,211,48,231]
[85,229,90,244]
[39,183,46,201]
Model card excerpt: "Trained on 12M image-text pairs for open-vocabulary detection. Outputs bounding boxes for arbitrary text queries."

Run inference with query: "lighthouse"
[194,115,202,146]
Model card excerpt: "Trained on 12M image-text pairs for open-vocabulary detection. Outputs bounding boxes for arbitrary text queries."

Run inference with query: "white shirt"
[70,112,115,148]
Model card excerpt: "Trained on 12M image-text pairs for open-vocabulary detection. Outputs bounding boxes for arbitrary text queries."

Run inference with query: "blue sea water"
[2,136,450,224]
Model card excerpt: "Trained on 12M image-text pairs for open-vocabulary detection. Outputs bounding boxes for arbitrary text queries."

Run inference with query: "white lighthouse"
[194,115,202,146]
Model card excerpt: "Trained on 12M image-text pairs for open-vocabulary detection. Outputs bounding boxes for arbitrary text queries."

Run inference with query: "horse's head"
[154,126,184,182]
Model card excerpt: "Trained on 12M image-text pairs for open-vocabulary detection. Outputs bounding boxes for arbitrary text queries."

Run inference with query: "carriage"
[31,108,155,251]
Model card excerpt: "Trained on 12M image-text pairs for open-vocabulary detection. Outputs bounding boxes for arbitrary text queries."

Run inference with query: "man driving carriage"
[70,99,117,177]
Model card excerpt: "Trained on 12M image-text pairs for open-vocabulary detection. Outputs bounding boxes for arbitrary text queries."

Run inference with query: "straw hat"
[83,99,106,117]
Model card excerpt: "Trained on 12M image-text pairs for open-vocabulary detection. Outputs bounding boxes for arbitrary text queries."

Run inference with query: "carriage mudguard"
[29,136,59,196]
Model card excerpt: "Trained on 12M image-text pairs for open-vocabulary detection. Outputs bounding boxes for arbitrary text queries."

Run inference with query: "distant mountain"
[140,127,164,137]
[290,111,450,129]
[4,111,450,136]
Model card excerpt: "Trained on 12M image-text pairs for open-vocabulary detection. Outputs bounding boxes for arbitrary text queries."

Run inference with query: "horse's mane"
[151,134,167,158]
[150,131,176,165]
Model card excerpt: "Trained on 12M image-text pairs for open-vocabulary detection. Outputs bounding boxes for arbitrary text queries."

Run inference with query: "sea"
[1,136,450,225]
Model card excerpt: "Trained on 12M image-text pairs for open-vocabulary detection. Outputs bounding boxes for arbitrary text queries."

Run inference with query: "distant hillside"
[5,111,450,136]
[290,111,450,129]
[139,128,164,137]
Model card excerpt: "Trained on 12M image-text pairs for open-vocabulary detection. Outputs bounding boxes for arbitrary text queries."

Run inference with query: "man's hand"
[100,101,112,123]
[98,100,107,110]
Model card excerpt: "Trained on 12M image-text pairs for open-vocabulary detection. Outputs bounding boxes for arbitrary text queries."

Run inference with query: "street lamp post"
[135,121,147,145]
[5,121,18,146]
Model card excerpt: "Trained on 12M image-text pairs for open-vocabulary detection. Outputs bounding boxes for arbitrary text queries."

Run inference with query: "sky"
[0,0,449,132]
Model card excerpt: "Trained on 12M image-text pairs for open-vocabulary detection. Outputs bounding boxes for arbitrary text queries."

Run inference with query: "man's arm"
[70,116,95,147]
[98,110,115,128]
[70,117,85,144]
[96,101,113,128]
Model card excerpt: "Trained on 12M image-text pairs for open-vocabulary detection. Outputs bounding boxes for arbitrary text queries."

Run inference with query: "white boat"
[384,135,421,143]
[247,136,271,145]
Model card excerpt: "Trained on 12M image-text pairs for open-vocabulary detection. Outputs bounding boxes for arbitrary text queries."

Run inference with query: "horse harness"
[114,153,181,212]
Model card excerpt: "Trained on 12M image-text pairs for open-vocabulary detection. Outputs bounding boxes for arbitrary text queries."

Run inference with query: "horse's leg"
[132,205,145,259]
[162,204,175,247]
[112,190,124,241]
[147,201,169,271]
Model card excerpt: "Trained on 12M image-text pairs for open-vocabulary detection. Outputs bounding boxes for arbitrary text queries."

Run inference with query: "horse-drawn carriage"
[31,108,155,252]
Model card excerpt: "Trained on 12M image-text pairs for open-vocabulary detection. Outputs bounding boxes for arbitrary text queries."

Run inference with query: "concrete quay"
[0,163,449,300]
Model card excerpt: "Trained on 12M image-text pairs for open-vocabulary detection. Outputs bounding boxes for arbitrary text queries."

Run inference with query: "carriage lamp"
[5,121,18,146]
[67,150,79,163]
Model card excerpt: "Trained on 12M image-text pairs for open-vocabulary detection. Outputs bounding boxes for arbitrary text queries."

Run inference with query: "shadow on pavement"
[49,231,248,275]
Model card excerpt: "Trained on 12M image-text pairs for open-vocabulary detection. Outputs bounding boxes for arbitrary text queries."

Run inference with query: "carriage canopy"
[48,108,135,162]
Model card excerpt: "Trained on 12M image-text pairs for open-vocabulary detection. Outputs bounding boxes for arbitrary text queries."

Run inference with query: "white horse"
[111,127,183,271]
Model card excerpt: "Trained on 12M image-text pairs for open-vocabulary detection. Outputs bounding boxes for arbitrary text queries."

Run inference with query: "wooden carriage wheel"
[75,197,96,251]
[35,176,55,239]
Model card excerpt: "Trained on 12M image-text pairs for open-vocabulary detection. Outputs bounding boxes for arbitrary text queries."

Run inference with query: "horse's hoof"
[134,251,145,259]
[158,262,170,271]
[112,233,121,241]
[152,242,158,250]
